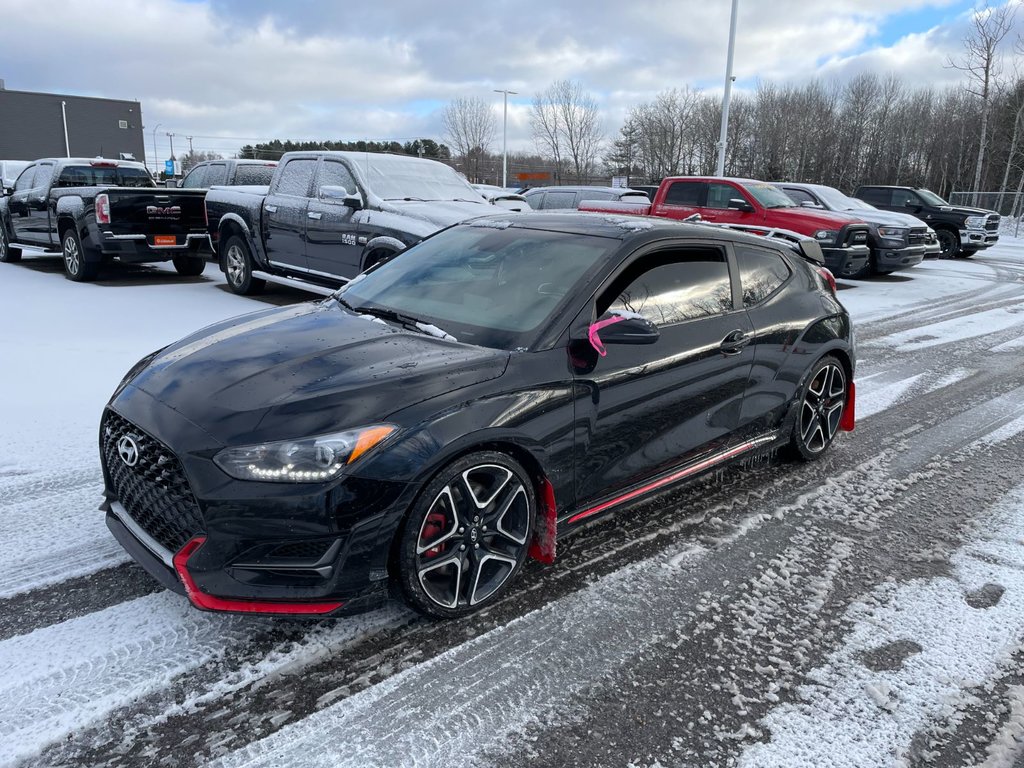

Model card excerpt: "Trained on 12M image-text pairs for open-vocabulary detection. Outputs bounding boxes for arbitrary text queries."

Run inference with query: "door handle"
[720,330,751,355]
[265,204,278,213]
[307,211,322,220]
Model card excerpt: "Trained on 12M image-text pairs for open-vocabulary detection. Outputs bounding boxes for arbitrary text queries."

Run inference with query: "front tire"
[396,451,535,618]
[0,225,21,263]
[788,355,848,461]
[222,235,265,295]
[61,228,99,282]
[172,254,206,276]
[935,229,960,259]
[958,248,978,259]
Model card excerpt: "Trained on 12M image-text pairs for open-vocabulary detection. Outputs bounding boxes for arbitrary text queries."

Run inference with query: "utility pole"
[150,123,162,176]
[494,89,518,188]
[186,135,194,155]
[715,0,740,177]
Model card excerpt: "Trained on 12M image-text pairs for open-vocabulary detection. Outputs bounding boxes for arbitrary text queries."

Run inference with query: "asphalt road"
[3,245,1024,767]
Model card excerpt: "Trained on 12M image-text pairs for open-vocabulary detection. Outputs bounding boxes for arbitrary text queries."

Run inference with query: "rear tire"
[0,225,20,263]
[787,355,848,462]
[172,254,206,276]
[61,228,99,282]
[222,235,265,295]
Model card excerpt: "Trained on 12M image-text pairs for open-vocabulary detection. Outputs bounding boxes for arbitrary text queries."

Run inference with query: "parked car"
[205,151,494,295]
[579,176,871,279]
[853,185,999,259]
[0,157,209,281]
[0,160,30,189]
[471,184,531,211]
[773,182,932,277]
[631,185,661,201]
[101,212,855,619]
[178,159,278,190]
[522,186,651,210]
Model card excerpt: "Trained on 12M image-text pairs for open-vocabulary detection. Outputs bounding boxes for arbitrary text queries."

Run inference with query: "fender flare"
[216,213,263,267]
[359,236,408,270]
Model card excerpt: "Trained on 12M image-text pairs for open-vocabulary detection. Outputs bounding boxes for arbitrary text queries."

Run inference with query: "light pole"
[151,123,162,176]
[494,89,517,188]
[61,101,70,157]
[715,0,740,177]
[186,135,194,156]
[166,132,176,177]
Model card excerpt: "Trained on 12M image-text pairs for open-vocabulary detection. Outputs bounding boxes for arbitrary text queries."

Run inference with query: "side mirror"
[320,185,363,210]
[587,311,660,356]
[1,186,12,197]
[799,200,823,209]
[727,198,754,212]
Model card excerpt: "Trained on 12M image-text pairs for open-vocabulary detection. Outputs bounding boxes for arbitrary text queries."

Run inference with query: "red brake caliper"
[421,511,448,558]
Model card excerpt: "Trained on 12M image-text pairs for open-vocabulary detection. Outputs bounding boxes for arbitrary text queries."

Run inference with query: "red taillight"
[172,536,344,615]
[817,267,837,295]
[95,193,111,225]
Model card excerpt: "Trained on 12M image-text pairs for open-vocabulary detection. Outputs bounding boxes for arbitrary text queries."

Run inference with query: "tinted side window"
[892,189,921,208]
[13,165,38,192]
[707,182,741,210]
[601,249,733,327]
[234,164,276,185]
[583,191,613,202]
[736,246,791,307]
[663,181,704,206]
[275,159,317,197]
[543,191,577,209]
[858,188,890,206]
[316,160,358,196]
[180,165,208,188]
[205,164,228,186]
[782,187,817,206]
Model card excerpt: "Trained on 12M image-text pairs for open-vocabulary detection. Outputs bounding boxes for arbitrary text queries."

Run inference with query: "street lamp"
[151,123,162,176]
[166,132,176,178]
[715,0,740,177]
[494,89,518,188]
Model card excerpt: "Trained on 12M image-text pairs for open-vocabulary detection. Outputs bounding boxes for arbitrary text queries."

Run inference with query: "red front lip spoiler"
[172,536,344,615]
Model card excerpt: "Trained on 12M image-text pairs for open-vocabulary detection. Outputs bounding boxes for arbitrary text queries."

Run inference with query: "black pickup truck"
[205,151,494,295]
[0,158,209,282]
[854,185,999,259]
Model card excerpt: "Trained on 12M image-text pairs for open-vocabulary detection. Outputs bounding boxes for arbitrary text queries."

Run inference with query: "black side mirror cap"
[586,312,660,356]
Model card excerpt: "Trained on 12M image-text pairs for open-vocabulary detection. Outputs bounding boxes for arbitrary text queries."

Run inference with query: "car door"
[263,157,317,271]
[305,158,364,279]
[571,244,755,506]
[703,181,760,225]
[651,180,705,220]
[11,162,55,246]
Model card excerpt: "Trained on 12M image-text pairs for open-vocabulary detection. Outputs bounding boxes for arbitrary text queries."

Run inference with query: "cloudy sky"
[0,0,1016,162]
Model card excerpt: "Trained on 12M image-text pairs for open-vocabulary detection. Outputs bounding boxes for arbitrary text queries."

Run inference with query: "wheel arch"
[216,214,255,264]
[359,236,408,271]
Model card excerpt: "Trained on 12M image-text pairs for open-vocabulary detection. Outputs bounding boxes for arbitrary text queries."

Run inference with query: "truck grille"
[908,227,928,245]
[101,409,203,554]
[986,214,1000,231]
[845,227,869,246]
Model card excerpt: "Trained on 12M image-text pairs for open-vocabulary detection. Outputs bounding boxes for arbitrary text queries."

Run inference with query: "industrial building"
[0,81,146,164]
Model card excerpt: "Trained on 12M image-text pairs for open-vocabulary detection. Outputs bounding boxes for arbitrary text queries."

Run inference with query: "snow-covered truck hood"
[381,198,494,228]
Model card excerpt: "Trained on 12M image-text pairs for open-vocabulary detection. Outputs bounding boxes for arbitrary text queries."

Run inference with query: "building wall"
[0,90,145,163]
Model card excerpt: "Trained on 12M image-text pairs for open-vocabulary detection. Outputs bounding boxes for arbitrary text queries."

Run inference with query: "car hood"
[940,205,997,218]
[831,208,928,228]
[769,207,865,228]
[384,199,495,227]
[127,302,510,446]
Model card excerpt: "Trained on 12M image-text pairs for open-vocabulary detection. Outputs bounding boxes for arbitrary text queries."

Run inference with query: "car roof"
[523,186,646,194]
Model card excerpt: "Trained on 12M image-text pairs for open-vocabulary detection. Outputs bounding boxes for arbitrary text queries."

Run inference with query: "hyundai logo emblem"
[117,435,140,467]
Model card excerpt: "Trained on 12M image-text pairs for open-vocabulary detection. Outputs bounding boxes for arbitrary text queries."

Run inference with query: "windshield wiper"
[383,196,428,202]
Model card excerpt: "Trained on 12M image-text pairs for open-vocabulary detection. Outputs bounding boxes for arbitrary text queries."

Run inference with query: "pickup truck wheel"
[223,235,265,295]
[172,254,207,277]
[936,229,959,259]
[0,226,20,263]
[958,248,978,259]
[61,229,99,282]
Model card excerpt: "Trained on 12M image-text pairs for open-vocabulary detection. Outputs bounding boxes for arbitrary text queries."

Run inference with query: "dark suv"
[854,185,999,259]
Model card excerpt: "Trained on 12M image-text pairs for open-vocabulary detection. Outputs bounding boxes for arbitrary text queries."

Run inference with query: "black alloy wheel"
[61,228,99,282]
[935,229,960,259]
[0,225,20,263]
[397,451,535,618]
[789,355,847,461]
[222,235,265,295]
[172,254,207,276]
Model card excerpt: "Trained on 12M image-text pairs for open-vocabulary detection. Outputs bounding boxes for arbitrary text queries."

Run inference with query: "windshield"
[355,154,489,204]
[814,185,875,211]
[918,189,949,206]
[55,165,154,188]
[339,224,617,350]
[744,183,795,209]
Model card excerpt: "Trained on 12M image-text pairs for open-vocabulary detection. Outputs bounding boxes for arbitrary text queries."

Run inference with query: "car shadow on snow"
[15,256,217,287]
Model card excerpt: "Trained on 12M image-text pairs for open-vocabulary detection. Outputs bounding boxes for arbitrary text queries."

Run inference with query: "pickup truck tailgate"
[105,188,208,246]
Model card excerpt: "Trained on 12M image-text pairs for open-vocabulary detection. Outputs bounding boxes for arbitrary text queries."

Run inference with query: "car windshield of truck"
[356,154,490,205]
[744,183,796,209]
[338,223,615,350]
[815,185,875,211]
[917,189,949,206]
[55,165,155,188]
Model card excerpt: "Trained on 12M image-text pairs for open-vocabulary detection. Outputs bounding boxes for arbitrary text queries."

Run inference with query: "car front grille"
[101,409,204,554]
[845,227,869,245]
[986,214,1000,231]
[908,227,928,245]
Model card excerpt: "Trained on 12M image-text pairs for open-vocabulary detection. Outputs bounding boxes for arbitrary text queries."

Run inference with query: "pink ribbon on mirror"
[587,314,626,357]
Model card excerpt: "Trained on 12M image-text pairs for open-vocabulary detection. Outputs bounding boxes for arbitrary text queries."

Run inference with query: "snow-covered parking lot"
[3,243,1024,767]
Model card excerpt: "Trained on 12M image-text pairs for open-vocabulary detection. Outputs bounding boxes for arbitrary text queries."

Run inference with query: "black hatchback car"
[101,213,855,618]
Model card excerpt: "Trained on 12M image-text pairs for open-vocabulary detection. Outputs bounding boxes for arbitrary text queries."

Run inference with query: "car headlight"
[814,229,838,243]
[877,226,908,240]
[965,215,986,228]
[214,425,396,483]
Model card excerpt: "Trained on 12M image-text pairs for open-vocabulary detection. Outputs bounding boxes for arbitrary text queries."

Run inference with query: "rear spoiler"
[684,217,825,265]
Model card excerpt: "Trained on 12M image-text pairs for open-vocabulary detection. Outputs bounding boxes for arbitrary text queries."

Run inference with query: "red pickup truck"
[580,176,871,278]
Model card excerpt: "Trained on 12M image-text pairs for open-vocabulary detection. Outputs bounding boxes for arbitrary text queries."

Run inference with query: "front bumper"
[821,244,870,278]
[960,227,998,251]
[872,243,926,272]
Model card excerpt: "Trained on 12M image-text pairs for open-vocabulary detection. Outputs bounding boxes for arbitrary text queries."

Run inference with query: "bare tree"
[441,97,496,181]
[531,80,603,183]
[947,1,1016,203]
